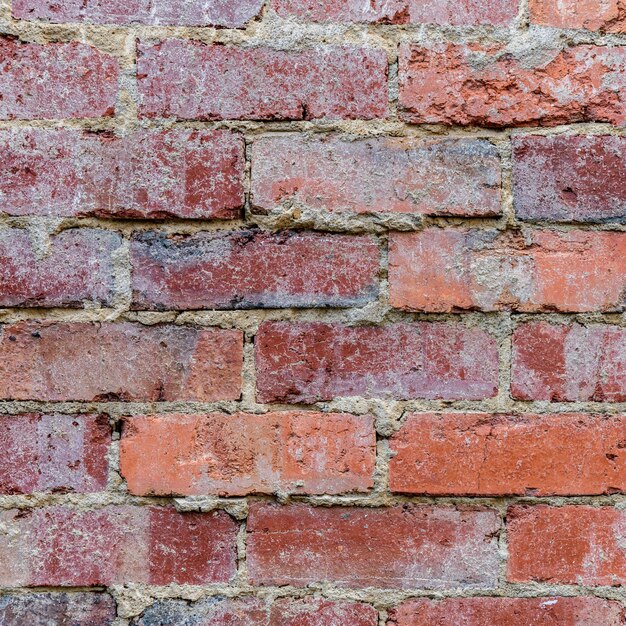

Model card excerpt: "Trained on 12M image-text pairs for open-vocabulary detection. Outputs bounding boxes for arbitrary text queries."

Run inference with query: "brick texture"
[120,412,375,496]
[247,503,500,588]
[529,0,626,31]
[130,230,379,309]
[255,322,499,403]
[389,229,626,312]
[0,129,244,219]
[251,136,501,217]
[389,412,626,496]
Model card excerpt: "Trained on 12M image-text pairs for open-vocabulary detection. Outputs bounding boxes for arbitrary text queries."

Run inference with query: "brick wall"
[0,0,624,624]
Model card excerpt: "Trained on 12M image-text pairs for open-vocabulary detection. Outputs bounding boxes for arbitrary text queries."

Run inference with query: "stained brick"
[529,0,626,31]
[251,136,501,217]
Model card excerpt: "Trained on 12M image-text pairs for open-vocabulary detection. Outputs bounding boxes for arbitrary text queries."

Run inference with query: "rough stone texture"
[255,322,499,403]
[0,39,119,120]
[0,413,110,494]
[0,593,116,626]
[0,228,120,307]
[389,229,626,312]
[14,0,265,27]
[513,135,626,223]
[138,41,389,121]
[130,230,380,310]
[271,0,518,25]
[120,412,375,496]
[0,322,243,401]
[247,503,500,589]
[507,506,626,586]
[0,506,237,586]
[511,322,626,402]
[389,412,626,496]
[0,129,244,219]
[251,136,501,217]
[398,43,626,127]
[529,0,626,32]
[388,597,626,625]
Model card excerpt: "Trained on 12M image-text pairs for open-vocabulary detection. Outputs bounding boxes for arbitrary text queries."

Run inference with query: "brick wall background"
[0,0,624,624]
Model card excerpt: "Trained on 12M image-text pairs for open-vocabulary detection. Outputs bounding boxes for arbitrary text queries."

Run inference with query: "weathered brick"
[271,598,378,625]
[0,414,110,494]
[14,0,265,27]
[529,0,626,32]
[389,229,626,312]
[271,0,518,25]
[247,503,500,588]
[0,593,116,626]
[0,39,118,120]
[0,322,242,402]
[130,230,379,310]
[507,506,626,586]
[513,135,626,223]
[398,43,626,127]
[389,413,626,496]
[511,322,626,402]
[0,229,120,307]
[251,136,501,217]
[0,129,244,219]
[388,597,625,625]
[255,322,498,403]
[120,412,375,496]
[0,506,237,586]
[138,40,388,121]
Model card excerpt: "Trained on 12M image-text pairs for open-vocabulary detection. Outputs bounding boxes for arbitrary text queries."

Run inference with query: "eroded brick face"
[529,0,626,31]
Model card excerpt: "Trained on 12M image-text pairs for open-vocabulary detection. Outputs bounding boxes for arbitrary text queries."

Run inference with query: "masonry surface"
[0,0,624,624]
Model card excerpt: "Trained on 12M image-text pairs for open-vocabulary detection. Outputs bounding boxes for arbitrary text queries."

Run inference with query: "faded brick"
[513,135,626,223]
[398,43,626,127]
[14,0,265,27]
[0,229,120,307]
[389,413,626,496]
[247,503,500,589]
[255,322,499,403]
[0,322,242,402]
[251,136,501,217]
[130,230,379,310]
[120,412,375,496]
[511,322,626,402]
[529,0,626,32]
[507,506,626,586]
[0,129,244,219]
[389,229,626,312]
[0,506,237,586]
[0,39,118,120]
[138,40,388,121]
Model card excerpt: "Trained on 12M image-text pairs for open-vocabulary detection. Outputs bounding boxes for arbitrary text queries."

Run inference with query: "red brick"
[270,598,378,626]
[121,412,375,496]
[507,505,626,586]
[251,136,501,217]
[130,230,379,310]
[0,39,118,120]
[511,322,626,402]
[0,322,242,402]
[529,0,626,32]
[0,414,110,494]
[255,322,498,403]
[271,0,517,24]
[0,129,244,219]
[398,43,626,127]
[513,135,626,223]
[137,40,388,121]
[389,229,626,312]
[14,0,265,27]
[247,503,500,588]
[388,597,625,625]
[389,413,626,496]
[0,229,120,307]
[0,506,237,586]
[0,593,116,626]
